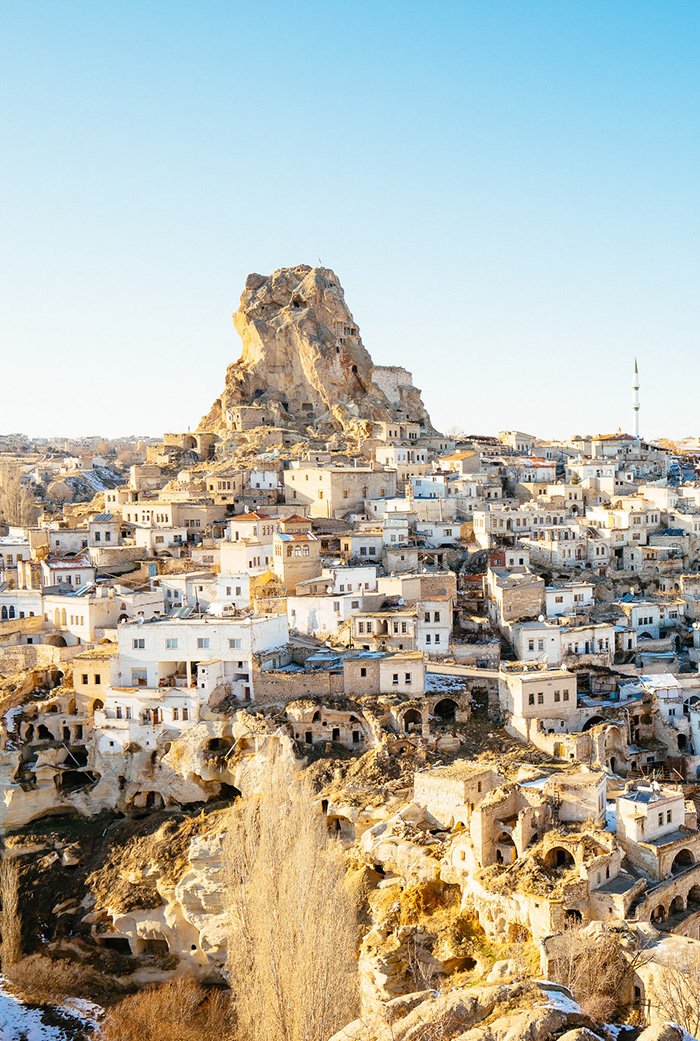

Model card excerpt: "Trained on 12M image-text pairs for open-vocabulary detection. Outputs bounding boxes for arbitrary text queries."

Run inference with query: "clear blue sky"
[2,1,699,440]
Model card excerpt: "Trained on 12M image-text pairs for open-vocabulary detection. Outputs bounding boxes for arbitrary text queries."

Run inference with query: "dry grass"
[0,855,21,968]
[6,954,116,1004]
[98,976,234,1041]
[86,811,225,914]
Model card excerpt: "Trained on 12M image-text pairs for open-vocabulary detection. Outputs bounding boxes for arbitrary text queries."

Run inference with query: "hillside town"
[3,266,700,1038]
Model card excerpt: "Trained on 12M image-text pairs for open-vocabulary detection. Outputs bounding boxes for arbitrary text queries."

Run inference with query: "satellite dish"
[538,615,544,623]
[398,597,404,606]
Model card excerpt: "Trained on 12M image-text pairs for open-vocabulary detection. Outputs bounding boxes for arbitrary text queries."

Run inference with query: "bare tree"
[650,946,700,1037]
[0,855,21,968]
[548,922,649,1021]
[224,756,360,1041]
[0,463,36,527]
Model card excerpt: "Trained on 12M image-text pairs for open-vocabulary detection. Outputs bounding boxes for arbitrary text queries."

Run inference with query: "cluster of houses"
[5,421,700,957]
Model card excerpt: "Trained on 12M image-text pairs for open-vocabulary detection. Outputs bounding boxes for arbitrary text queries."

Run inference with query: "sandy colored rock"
[199,265,435,439]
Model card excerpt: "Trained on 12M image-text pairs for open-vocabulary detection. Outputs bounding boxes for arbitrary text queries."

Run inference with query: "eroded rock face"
[199,265,434,438]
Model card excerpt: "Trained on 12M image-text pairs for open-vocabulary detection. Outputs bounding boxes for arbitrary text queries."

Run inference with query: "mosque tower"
[632,359,640,439]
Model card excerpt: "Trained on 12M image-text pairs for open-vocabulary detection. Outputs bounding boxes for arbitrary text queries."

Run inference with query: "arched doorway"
[651,904,666,923]
[670,895,685,915]
[495,832,517,865]
[582,716,605,731]
[672,849,695,874]
[544,846,575,870]
[403,708,422,732]
[434,698,458,722]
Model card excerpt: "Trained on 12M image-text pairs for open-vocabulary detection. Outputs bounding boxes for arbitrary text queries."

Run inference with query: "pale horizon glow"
[2,2,700,442]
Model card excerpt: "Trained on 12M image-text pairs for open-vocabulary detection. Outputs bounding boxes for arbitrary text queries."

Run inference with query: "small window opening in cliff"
[57,769,95,791]
[332,728,340,741]
[37,724,53,741]
[352,731,360,744]
[305,731,312,744]
[312,710,321,723]
[219,783,241,800]
[207,737,232,752]
[292,296,303,308]
[67,746,88,767]
[351,365,358,373]
[564,908,582,922]
[101,937,132,955]
[143,938,169,956]
[254,389,264,398]
[321,799,328,813]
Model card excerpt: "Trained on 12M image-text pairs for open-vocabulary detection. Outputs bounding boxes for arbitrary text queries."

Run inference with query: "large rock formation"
[199,265,434,440]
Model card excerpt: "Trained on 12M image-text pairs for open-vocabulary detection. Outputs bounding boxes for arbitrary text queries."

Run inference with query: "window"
[94,532,101,542]
[528,693,535,705]
[236,586,241,596]
[352,600,359,609]
[405,673,412,684]
[166,638,178,649]
[116,706,122,719]
[360,667,366,678]
[197,638,209,649]
[434,611,440,622]
[131,669,147,686]
[358,621,365,634]
[434,634,440,643]
[334,602,340,612]
[182,707,189,721]
[528,640,535,652]
[537,693,544,705]
[173,707,179,720]
[81,674,88,685]
[554,691,560,702]
[401,621,407,634]
[667,810,672,823]
[132,638,145,649]
[229,638,242,649]
[658,813,663,827]
[392,673,399,685]
[425,634,431,644]
[563,690,570,701]
[125,707,132,720]
[95,674,101,684]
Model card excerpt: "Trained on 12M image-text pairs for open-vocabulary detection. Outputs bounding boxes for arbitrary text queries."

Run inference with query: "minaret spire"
[632,358,640,440]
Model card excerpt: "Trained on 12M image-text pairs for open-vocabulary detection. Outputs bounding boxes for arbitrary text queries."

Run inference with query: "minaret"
[632,358,640,439]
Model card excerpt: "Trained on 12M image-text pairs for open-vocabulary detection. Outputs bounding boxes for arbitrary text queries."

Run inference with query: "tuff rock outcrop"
[199,265,435,440]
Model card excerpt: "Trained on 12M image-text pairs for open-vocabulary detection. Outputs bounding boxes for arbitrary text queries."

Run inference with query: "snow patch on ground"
[539,986,583,1015]
[0,976,101,1040]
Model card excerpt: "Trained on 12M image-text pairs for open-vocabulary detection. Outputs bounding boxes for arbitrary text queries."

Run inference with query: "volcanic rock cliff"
[199,265,435,441]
